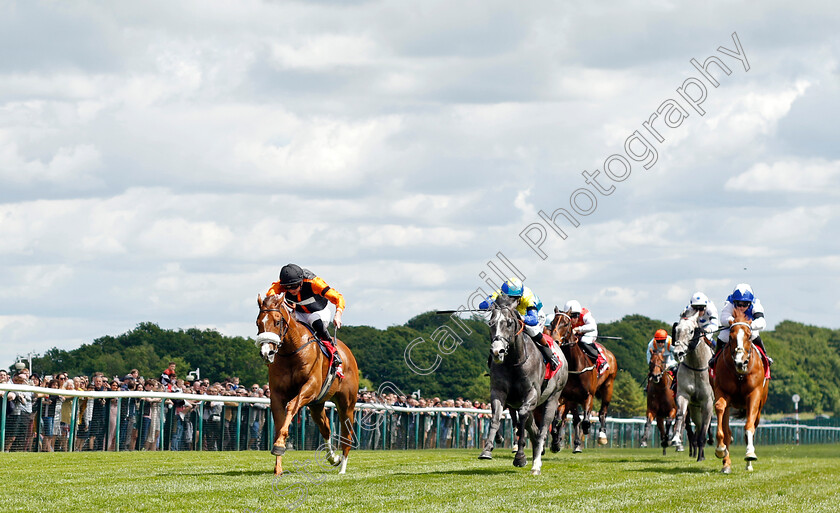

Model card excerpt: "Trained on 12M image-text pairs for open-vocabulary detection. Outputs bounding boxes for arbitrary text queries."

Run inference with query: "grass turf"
[3,445,839,512]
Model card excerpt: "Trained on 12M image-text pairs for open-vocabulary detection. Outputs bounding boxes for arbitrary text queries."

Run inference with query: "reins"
[258,304,317,358]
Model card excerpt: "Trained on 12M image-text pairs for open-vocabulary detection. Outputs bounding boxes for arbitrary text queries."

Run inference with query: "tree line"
[20,313,840,416]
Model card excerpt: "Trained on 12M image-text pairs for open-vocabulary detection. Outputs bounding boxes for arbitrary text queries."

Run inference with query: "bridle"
[258,306,290,342]
[728,321,754,372]
[649,353,665,383]
[489,304,527,366]
[551,312,574,346]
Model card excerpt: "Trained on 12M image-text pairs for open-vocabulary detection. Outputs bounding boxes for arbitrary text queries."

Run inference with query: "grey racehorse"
[670,309,714,462]
[478,294,568,475]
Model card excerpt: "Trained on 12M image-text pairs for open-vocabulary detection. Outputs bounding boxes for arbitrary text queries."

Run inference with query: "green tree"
[610,370,646,417]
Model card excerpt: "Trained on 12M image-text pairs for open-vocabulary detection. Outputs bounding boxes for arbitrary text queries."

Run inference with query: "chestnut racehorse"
[712,310,769,473]
[547,308,617,453]
[640,351,676,455]
[256,294,359,475]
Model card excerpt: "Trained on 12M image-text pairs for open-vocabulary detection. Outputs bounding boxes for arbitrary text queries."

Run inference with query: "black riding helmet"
[279,263,304,287]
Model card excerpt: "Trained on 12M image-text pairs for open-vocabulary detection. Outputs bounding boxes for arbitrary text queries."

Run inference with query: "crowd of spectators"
[355,390,492,450]
[3,363,501,453]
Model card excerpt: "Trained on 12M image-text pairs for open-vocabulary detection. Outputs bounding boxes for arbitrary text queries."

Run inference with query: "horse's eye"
[274,319,281,327]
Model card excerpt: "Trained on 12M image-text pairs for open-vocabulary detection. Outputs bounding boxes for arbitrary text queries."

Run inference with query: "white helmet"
[564,300,582,314]
[690,292,709,307]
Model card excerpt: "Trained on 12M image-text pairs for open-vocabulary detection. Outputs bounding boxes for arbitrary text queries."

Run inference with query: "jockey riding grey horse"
[670,308,714,462]
[478,294,568,475]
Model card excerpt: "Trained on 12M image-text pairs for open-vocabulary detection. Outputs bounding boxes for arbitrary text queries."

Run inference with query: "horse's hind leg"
[550,405,563,453]
[513,409,530,468]
[308,404,343,468]
[596,383,613,446]
[332,393,357,475]
[572,408,583,454]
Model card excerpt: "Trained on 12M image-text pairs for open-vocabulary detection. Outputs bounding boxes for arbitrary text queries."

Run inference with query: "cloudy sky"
[1,0,839,367]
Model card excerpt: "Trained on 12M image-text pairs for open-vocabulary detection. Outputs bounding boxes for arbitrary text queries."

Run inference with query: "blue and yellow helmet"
[501,278,524,297]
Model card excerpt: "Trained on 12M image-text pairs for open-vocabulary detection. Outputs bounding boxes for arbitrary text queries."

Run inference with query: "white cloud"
[726,158,840,193]
[1,2,839,367]
[0,142,102,188]
[269,34,383,70]
[593,286,647,309]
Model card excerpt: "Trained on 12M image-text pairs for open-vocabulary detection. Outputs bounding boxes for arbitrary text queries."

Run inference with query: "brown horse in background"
[712,310,769,473]
[547,308,618,453]
[640,351,676,455]
[256,294,359,475]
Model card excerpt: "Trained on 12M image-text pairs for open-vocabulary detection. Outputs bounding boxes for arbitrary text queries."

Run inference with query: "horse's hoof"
[271,444,286,457]
[675,445,684,453]
[530,468,541,476]
[640,441,648,448]
[715,446,727,459]
[598,436,608,446]
[478,451,493,460]
[745,451,757,461]
[550,442,562,453]
[328,453,342,466]
[573,446,582,454]
[721,466,731,474]
[513,455,527,467]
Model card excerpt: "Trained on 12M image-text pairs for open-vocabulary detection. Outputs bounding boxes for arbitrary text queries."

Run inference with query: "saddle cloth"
[543,333,564,380]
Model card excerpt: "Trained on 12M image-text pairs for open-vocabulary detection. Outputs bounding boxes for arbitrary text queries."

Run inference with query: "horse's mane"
[732,308,749,323]
[493,293,517,309]
[263,293,285,309]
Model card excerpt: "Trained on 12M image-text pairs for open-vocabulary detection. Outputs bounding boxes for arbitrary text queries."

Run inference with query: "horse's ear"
[257,294,262,307]
[554,306,559,314]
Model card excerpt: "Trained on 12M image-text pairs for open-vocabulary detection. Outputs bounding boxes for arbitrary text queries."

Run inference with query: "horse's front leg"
[274,389,318,458]
[714,394,732,474]
[671,393,688,449]
[479,394,505,459]
[513,389,539,468]
[743,390,763,469]
[269,394,288,475]
[657,416,667,455]
[641,412,652,448]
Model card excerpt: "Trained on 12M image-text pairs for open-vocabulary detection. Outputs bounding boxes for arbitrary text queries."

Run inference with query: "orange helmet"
[654,329,668,341]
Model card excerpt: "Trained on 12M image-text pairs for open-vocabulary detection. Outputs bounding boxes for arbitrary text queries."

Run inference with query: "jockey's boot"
[580,342,603,372]
[753,337,773,366]
[532,333,559,371]
[313,320,342,369]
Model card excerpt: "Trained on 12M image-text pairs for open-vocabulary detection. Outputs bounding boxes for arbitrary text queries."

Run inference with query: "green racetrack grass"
[3,445,839,512]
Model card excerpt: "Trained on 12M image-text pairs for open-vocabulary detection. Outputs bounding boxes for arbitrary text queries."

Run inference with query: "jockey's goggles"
[734,301,751,308]
[570,312,580,318]
[283,282,302,290]
[691,305,706,311]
